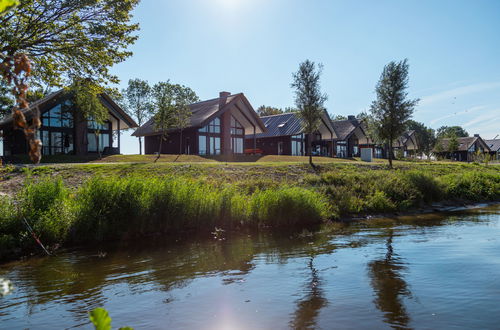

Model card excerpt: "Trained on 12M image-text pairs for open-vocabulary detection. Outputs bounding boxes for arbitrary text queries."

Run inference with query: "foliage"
[291,60,328,167]
[122,79,153,155]
[332,114,347,121]
[436,126,468,138]
[257,105,284,116]
[447,135,459,156]
[406,120,436,158]
[0,0,139,87]
[89,307,133,330]
[0,0,17,15]
[151,81,199,156]
[370,59,419,168]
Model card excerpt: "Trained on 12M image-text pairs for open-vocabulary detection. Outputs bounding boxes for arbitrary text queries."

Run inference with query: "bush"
[440,171,500,201]
[366,190,396,213]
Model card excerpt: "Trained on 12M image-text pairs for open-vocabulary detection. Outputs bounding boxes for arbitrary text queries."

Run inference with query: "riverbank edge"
[2,199,499,265]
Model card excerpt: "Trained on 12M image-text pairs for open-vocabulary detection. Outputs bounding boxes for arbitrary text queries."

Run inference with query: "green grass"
[0,159,499,262]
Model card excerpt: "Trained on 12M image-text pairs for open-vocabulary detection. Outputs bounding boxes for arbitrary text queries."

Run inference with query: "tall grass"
[0,165,498,261]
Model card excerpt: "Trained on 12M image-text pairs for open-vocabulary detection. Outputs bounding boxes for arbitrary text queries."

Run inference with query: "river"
[1,205,499,329]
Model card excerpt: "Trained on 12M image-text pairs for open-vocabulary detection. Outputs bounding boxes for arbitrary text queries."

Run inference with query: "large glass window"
[198,117,221,155]
[230,116,244,154]
[40,100,75,155]
[87,133,110,152]
[337,143,347,158]
[291,134,303,156]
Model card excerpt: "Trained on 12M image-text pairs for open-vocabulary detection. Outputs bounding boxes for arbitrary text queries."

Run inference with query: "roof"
[133,93,266,137]
[434,136,491,152]
[0,88,138,129]
[393,130,416,147]
[254,112,304,138]
[331,117,363,141]
[485,139,500,152]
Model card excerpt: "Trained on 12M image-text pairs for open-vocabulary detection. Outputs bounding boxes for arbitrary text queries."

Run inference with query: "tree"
[122,79,153,155]
[70,79,109,159]
[447,134,459,160]
[257,105,283,116]
[332,114,347,121]
[406,120,436,159]
[151,81,198,159]
[0,0,139,87]
[370,59,419,168]
[291,60,328,168]
[0,80,13,118]
[436,126,468,139]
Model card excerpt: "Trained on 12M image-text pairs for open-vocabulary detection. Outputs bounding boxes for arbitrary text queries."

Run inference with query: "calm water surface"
[1,205,500,329]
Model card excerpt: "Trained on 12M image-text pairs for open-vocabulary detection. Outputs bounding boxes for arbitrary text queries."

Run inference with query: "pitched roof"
[434,136,491,152]
[485,139,500,152]
[393,130,416,147]
[133,94,239,136]
[331,117,362,141]
[0,89,138,129]
[254,112,304,138]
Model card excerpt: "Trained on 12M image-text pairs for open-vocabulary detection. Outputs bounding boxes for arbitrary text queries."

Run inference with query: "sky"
[111,0,500,154]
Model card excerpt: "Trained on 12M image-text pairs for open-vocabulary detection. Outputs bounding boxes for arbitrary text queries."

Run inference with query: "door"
[278,142,284,155]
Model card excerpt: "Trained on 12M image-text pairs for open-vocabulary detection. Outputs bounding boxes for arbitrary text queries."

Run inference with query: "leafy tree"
[406,120,436,159]
[332,115,347,121]
[122,79,153,155]
[0,0,139,87]
[0,80,13,118]
[151,81,198,159]
[370,59,419,168]
[0,0,18,15]
[291,60,328,168]
[447,134,459,160]
[257,105,283,116]
[70,79,109,158]
[436,126,468,139]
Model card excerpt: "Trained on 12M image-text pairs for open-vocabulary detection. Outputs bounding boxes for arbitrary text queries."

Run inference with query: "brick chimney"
[474,134,480,137]
[347,115,356,120]
[219,91,231,108]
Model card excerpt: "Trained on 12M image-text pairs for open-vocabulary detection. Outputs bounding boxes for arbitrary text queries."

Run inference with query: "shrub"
[366,190,396,213]
[440,171,500,201]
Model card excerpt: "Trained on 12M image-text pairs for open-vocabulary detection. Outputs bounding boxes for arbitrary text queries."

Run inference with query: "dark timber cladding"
[133,92,266,155]
[330,115,371,158]
[246,111,337,156]
[0,89,137,157]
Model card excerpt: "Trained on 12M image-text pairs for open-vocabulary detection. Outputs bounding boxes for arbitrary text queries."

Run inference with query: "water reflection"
[290,256,328,329]
[368,229,412,329]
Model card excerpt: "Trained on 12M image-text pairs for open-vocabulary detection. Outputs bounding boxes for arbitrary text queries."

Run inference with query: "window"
[87,133,110,152]
[198,117,221,155]
[337,144,347,158]
[40,100,75,155]
[291,134,303,156]
[231,116,244,154]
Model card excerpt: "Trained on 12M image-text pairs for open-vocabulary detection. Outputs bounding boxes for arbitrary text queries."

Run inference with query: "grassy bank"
[0,160,499,261]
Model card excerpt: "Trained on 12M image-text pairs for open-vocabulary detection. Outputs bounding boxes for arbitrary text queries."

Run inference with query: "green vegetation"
[89,307,132,330]
[0,160,499,262]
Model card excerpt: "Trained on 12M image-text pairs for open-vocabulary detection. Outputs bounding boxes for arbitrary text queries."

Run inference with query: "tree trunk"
[155,135,163,162]
[139,136,142,155]
[387,141,393,169]
[179,129,183,155]
[308,133,315,169]
[95,132,102,160]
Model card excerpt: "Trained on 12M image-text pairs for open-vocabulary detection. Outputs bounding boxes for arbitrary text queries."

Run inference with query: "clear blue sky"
[112,0,500,154]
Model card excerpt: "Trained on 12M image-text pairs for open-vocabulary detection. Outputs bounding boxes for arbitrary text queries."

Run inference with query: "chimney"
[219,91,231,108]
[347,115,356,121]
[474,134,480,137]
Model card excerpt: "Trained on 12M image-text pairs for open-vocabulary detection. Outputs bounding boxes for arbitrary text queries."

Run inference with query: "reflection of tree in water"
[290,256,328,330]
[368,230,412,329]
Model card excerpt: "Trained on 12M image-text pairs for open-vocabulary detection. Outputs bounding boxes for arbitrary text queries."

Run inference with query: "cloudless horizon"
[111,0,499,154]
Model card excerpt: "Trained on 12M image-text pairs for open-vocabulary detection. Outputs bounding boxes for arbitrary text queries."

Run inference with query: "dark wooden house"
[392,130,419,158]
[433,134,491,162]
[133,92,266,155]
[331,115,372,158]
[485,139,500,160]
[244,111,337,156]
[0,89,137,157]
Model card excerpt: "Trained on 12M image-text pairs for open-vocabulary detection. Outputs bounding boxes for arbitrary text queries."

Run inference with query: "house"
[392,130,419,158]
[133,92,266,155]
[485,139,500,160]
[0,89,137,157]
[331,115,372,158]
[433,134,491,162]
[244,111,337,156]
